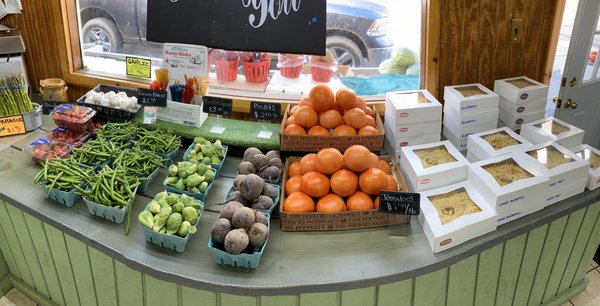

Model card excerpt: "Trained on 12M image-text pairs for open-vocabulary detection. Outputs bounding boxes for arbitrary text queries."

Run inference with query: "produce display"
[482,159,534,187]
[0,73,34,116]
[134,128,181,155]
[48,127,90,147]
[414,145,458,168]
[51,104,96,133]
[29,138,71,164]
[535,120,570,136]
[83,90,139,112]
[184,137,226,166]
[482,131,521,150]
[237,147,282,182]
[165,161,215,195]
[227,174,279,211]
[71,138,122,166]
[210,206,269,255]
[96,122,142,146]
[138,191,201,237]
[427,188,482,225]
[527,146,574,169]
[283,145,397,213]
[282,85,381,137]
[77,166,140,208]
[34,157,93,192]
[113,148,163,178]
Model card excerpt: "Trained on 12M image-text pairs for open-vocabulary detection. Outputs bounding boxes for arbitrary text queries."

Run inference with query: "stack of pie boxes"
[383,90,442,163]
[443,83,499,151]
[494,76,548,133]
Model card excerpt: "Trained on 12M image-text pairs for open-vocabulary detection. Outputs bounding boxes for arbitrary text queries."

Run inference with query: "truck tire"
[326,35,364,67]
[82,17,123,53]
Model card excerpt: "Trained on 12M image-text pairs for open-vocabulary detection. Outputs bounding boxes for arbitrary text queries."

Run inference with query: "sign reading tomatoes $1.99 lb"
[0,115,26,137]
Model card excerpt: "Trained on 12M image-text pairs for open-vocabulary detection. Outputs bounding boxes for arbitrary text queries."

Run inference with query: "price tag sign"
[0,115,26,137]
[378,191,420,215]
[138,89,167,107]
[251,101,281,121]
[126,56,152,78]
[203,96,232,116]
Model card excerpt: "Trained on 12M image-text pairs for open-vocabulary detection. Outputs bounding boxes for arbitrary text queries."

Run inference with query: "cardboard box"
[542,179,587,206]
[385,90,442,125]
[498,108,545,126]
[418,182,497,253]
[444,112,498,138]
[494,76,549,104]
[280,105,385,152]
[467,127,532,161]
[384,121,440,148]
[467,153,549,225]
[444,105,499,130]
[400,141,469,191]
[279,156,411,231]
[385,119,442,139]
[443,83,499,115]
[520,117,585,149]
[499,97,546,115]
[574,144,600,190]
[443,126,468,151]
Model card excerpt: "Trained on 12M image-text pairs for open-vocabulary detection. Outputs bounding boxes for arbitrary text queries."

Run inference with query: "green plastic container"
[39,184,81,208]
[82,187,137,224]
[183,143,228,175]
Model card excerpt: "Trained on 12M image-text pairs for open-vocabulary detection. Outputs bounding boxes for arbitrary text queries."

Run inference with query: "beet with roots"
[231,207,256,229]
[265,150,280,161]
[221,201,244,220]
[254,211,268,225]
[233,174,248,190]
[224,228,249,255]
[261,184,278,200]
[251,154,269,170]
[248,223,269,248]
[237,162,255,175]
[252,195,274,210]
[211,218,232,244]
[239,174,264,200]
[226,191,247,206]
[259,166,281,181]
[268,158,283,169]
[243,147,262,162]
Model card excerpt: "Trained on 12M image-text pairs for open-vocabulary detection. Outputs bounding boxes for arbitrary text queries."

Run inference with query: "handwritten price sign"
[0,115,26,137]
[203,96,232,116]
[250,101,280,120]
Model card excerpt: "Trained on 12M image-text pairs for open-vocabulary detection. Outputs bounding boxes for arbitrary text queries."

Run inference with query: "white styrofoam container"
[467,153,549,225]
[443,83,499,115]
[520,117,585,149]
[574,144,600,190]
[498,108,545,126]
[494,76,549,104]
[518,142,589,190]
[418,182,497,253]
[499,97,547,115]
[385,120,442,139]
[443,126,468,151]
[542,179,587,206]
[385,90,442,125]
[400,141,469,191]
[384,121,441,149]
[444,105,499,129]
[467,127,532,161]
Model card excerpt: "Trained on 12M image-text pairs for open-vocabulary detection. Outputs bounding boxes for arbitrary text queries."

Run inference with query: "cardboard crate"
[280,105,385,152]
[279,156,410,231]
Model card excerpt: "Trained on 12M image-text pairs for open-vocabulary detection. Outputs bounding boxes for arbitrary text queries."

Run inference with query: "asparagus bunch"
[0,74,33,116]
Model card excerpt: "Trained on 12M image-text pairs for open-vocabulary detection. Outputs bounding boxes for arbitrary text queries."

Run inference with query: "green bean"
[34,158,94,192]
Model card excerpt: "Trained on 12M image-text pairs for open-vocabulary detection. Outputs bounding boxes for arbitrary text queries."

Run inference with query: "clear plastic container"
[277,54,306,78]
[28,138,71,164]
[51,104,96,132]
[48,127,91,147]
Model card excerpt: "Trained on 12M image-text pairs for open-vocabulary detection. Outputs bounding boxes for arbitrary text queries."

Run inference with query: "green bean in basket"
[113,147,163,178]
[96,122,143,146]
[133,128,181,155]
[33,157,94,193]
[72,138,122,165]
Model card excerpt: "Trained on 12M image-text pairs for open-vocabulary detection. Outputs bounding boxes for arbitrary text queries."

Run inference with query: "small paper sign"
[0,115,26,137]
[378,191,420,215]
[203,96,232,116]
[143,107,158,124]
[210,126,226,134]
[138,89,167,107]
[126,56,151,78]
[251,101,281,120]
[257,130,273,139]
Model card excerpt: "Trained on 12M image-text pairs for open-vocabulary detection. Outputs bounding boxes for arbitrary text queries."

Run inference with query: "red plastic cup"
[215,60,239,81]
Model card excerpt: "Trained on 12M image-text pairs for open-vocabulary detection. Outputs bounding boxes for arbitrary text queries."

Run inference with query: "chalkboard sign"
[147,0,326,55]
[137,89,167,107]
[378,191,420,215]
[203,96,232,116]
[251,101,281,120]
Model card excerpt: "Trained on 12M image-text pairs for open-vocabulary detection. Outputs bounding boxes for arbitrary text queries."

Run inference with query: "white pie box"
[444,104,499,129]
[444,112,498,138]
[497,119,522,133]
[384,121,440,148]
[384,135,401,163]
[418,182,497,253]
[385,119,442,139]
[494,76,549,104]
[520,117,585,149]
[467,127,532,161]
[499,97,547,115]
[385,90,442,125]
[467,153,549,225]
[542,179,587,206]
[575,144,600,190]
[498,108,545,126]
[444,83,499,115]
[443,126,467,151]
[400,140,469,191]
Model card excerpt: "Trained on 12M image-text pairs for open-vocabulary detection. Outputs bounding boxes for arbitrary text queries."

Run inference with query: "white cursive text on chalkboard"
[241,0,302,28]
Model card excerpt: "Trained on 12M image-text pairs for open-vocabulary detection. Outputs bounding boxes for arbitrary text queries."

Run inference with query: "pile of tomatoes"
[31,140,71,164]
[283,145,398,213]
[51,105,95,132]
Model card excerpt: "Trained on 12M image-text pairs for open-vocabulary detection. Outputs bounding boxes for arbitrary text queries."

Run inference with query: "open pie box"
[467,127,533,161]
[493,76,548,104]
[400,140,469,192]
[467,152,549,225]
[575,144,600,190]
[520,117,585,149]
[418,181,497,253]
[443,83,499,115]
[384,89,442,125]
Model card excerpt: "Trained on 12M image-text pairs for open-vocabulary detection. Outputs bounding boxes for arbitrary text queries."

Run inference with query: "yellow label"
[0,115,26,137]
[126,56,151,78]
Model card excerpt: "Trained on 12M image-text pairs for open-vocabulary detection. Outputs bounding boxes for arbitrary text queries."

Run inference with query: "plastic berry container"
[51,104,96,133]
[240,52,271,83]
[28,138,71,164]
[48,127,91,148]
[211,50,239,82]
[277,54,306,78]
[310,59,336,82]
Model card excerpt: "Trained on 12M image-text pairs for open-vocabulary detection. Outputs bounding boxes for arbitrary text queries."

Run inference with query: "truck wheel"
[326,36,363,67]
[82,17,123,53]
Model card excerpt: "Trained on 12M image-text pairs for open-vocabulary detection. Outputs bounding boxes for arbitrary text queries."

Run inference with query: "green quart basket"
[82,187,137,224]
[137,167,160,193]
[183,144,228,175]
[162,178,214,203]
[40,184,81,208]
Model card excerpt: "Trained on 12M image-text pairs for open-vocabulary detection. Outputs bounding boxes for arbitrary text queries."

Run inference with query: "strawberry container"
[28,138,71,164]
[215,60,239,81]
[51,103,96,132]
[48,127,91,148]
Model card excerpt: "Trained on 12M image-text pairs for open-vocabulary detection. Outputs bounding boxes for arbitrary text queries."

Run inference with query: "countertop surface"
[1,120,599,296]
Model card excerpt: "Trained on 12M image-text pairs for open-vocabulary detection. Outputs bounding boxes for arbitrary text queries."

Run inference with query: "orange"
[290,105,300,116]
[335,88,357,110]
[301,171,330,198]
[319,110,343,129]
[332,102,346,115]
[365,115,376,127]
[363,106,374,117]
[330,169,358,197]
[283,124,306,135]
[359,168,388,195]
[378,160,391,174]
[294,106,318,128]
[308,126,330,136]
[315,148,344,174]
[374,196,380,209]
[332,124,357,136]
[385,175,399,191]
[299,97,313,108]
[369,153,380,169]
[316,194,346,212]
[287,115,296,125]
[343,108,367,129]
[285,175,303,195]
[283,191,315,213]
[353,96,367,110]
[288,161,303,177]
[358,126,380,135]
[309,84,334,112]
[344,145,372,172]
[347,191,374,211]
[300,154,317,174]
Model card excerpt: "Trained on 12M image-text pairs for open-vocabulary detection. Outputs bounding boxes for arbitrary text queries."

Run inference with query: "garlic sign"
[241,0,301,28]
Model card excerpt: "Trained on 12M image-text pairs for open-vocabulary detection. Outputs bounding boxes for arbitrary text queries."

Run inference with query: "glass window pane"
[583,12,600,83]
